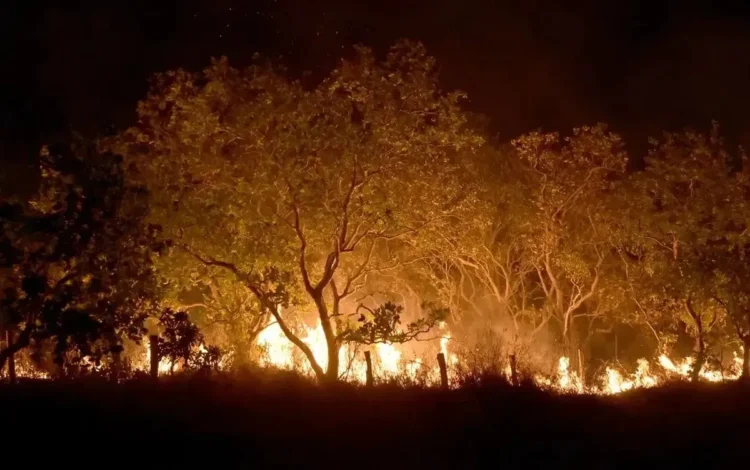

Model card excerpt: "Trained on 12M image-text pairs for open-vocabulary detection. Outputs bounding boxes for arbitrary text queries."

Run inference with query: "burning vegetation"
[2,41,750,397]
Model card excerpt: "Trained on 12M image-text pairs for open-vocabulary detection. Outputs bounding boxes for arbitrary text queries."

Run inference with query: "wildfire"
[256,319,445,384]
[4,320,746,394]
[141,340,176,375]
[150,316,747,393]
[532,352,743,395]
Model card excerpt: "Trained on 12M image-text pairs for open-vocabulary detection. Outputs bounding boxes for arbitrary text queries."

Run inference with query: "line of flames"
[3,321,745,394]
[255,320,745,393]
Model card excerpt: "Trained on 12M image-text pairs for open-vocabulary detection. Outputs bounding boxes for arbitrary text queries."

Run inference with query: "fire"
[439,322,459,367]
[375,343,401,375]
[533,351,744,395]
[658,354,691,376]
[556,357,584,393]
[657,353,742,382]
[142,339,175,375]
[600,359,659,395]
[255,317,450,384]
[223,316,750,393]
[4,316,746,394]
[406,358,423,378]
[257,322,295,369]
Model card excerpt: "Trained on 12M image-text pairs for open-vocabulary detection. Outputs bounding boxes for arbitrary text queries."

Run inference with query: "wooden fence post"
[6,330,16,384]
[149,335,160,379]
[364,350,374,387]
[577,349,585,387]
[437,353,448,389]
[509,353,518,386]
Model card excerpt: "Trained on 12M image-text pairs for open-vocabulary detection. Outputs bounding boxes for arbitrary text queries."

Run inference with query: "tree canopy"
[0,140,164,375]
[69,41,750,384]
[110,41,484,381]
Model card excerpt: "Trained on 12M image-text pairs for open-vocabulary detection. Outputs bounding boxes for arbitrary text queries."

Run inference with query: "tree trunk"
[312,294,339,383]
[267,304,326,382]
[149,335,160,379]
[6,330,16,384]
[691,336,706,383]
[509,354,518,386]
[684,298,705,382]
[437,353,449,389]
[324,344,340,382]
[742,336,750,380]
[0,328,31,376]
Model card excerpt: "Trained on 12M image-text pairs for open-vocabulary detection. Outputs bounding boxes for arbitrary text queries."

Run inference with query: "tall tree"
[0,141,163,376]
[110,41,480,382]
[621,124,747,380]
[421,144,537,336]
[510,125,627,355]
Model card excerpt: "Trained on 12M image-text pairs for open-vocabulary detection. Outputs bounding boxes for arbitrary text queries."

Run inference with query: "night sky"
[3,0,750,194]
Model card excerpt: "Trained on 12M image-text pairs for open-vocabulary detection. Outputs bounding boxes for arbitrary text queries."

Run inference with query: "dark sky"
[3,0,750,193]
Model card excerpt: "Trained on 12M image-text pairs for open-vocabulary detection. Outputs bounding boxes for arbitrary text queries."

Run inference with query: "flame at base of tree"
[4,326,745,396]
[255,320,448,384]
[248,320,746,393]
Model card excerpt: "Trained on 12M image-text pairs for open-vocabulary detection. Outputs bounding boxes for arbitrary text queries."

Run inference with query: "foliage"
[158,308,201,370]
[614,123,750,377]
[338,301,448,345]
[510,125,628,350]
[155,308,224,372]
[19,41,738,383]
[0,140,164,373]
[108,40,478,381]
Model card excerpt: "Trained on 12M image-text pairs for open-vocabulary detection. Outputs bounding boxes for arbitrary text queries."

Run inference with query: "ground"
[1,373,748,468]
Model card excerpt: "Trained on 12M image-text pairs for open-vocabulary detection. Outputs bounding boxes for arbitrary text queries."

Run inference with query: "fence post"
[509,353,518,386]
[6,330,16,384]
[149,335,160,379]
[437,353,448,389]
[577,349,585,387]
[364,350,374,387]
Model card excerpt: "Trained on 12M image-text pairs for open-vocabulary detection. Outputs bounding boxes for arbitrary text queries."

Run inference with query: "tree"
[509,125,628,355]
[620,124,747,380]
[157,308,222,372]
[109,41,481,382]
[423,144,531,325]
[158,252,267,366]
[0,141,163,377]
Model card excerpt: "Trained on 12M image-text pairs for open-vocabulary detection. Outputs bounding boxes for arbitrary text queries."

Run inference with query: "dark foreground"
[1,373,749,469]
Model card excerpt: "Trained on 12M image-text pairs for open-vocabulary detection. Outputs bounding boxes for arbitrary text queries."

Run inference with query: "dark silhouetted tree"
[0,140,164,376]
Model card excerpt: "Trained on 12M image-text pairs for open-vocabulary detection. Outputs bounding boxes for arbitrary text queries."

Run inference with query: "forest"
[2,41,750,393]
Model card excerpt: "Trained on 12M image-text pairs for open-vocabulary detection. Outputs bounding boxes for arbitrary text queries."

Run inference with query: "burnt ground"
[1,373,748,468]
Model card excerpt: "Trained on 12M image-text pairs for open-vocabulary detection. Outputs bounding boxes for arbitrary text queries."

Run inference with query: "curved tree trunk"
[312,294,340,383]
[267,304,327,381]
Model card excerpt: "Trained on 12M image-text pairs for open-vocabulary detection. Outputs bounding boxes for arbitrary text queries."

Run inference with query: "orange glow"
[6,325,746,394]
